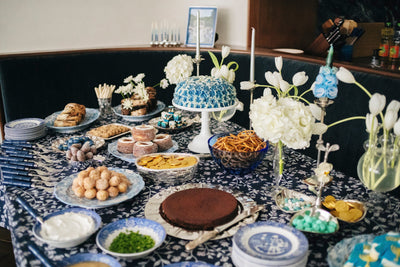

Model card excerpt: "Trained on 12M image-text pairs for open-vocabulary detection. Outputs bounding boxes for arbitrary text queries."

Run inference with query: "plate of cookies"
[86,123,132,140]
[54,166,145,209]
[45,104,100,133]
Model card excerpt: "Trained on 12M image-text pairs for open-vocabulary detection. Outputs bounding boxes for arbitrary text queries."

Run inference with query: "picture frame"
[186,6,218,48]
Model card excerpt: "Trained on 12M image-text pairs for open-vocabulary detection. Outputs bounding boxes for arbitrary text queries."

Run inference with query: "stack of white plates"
[4,118,47,141]
[231,221,309,267]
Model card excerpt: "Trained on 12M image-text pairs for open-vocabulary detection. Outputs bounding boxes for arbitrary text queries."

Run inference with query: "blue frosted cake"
[172,76,236,109]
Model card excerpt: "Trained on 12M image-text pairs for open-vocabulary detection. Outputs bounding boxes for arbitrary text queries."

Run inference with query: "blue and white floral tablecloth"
[1,113,399,267]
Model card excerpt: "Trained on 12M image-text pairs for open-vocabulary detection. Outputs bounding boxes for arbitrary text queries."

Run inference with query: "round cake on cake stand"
[173,100,241,153]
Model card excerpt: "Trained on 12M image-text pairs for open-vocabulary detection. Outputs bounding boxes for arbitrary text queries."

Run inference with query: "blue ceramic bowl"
[61,253,121,267]
[96,217,166,259]
[208,133,269,175]
[33,208,102,248]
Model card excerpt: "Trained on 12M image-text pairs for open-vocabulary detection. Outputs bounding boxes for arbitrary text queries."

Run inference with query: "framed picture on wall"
[186,6,218,48]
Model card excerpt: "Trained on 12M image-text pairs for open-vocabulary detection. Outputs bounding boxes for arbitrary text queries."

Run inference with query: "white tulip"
[366,113,378,133]
[336,67,356,84]
[265,71,280,88]
[221,46,231,59]
[387,100,400,113]
[240,81,255,90]
[227,69,235,83]
[211,67,218,77]
[309,103,324,121]
[275,56,283,72]
[279,80,290,92]
[369,93,386,116]
[292,71,309,86]
[220,65,229,79]
[384,110,397,130]
[394,119,400,136]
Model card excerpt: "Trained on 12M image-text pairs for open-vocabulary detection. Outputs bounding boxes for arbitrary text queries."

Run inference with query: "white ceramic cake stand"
[173,100,241,153]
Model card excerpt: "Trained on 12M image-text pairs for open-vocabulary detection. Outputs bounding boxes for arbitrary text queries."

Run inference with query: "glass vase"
[357,135,400,193]
[272,141,285,192]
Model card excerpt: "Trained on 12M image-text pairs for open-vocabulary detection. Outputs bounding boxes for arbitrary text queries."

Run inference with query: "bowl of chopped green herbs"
[96,217,166,259]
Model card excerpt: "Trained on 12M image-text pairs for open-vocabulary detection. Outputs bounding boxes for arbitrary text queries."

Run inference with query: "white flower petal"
[279,80,290,92]
[240,81,255,90]
[384,110,398,130]
[336,67,356,84]
[292,71,308,86]
[369,93,386,116]
[275,56,283,72]
[394,119,400,136]
[222,46,231,59]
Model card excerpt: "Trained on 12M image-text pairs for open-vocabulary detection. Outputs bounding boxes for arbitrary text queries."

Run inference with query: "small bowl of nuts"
[135,153,199,185]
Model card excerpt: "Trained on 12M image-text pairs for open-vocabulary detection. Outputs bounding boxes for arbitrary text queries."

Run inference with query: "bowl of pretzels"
[208,130,269,175]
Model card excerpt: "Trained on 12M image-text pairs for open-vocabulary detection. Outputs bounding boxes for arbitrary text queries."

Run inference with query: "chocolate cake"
[159,188,239,230]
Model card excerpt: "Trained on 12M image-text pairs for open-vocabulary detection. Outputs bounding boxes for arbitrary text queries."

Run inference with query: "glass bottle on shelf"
[379,21,394,68]
[390,22,400,70]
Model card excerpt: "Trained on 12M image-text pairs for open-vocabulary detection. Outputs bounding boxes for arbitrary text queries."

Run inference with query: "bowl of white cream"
[33,208,102,248]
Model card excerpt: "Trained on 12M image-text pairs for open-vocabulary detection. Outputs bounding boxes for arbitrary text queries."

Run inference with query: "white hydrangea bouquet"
[241,56,327,180]
[163,54,194,85]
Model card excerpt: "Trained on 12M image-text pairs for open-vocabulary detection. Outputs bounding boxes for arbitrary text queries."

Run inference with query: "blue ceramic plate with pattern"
[96,217,166,259]
[113,101,165,122]
[233,221,309,265]
[45,108,100,134]
[108,140,179,163]
[165,262,217,267]
[5,118,45,132]
[54,168,145,209]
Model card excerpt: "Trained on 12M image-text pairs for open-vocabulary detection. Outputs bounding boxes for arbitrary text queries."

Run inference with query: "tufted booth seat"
[1,47,400,179]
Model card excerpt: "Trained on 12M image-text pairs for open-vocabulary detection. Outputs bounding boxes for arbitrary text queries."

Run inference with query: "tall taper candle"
[250,27,255,82]
[196,10,200,59]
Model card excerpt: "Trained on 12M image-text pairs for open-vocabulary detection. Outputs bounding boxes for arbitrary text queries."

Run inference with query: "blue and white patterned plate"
[96,217,166,259]
[5,118,45,132]
[60,253,121,267]
[54,168,145,209]
[113,101,165,122]
[165,262,217,267]
[108,140,179,163]
[233,221,309,265]
[45,108,100,133]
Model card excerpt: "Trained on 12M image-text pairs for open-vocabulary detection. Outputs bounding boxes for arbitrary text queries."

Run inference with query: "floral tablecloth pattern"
[1,113,400,267]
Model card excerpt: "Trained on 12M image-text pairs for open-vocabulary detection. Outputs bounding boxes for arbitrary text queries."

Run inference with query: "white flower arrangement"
[329,66,400,192]
[115,73,147,99]
[245,56,325,150]
[163,54,194,85]
[208,45,238,83]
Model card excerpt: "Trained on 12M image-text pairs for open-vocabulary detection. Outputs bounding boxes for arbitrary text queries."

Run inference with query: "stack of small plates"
[4,118,47,141]
[231,221,309,267]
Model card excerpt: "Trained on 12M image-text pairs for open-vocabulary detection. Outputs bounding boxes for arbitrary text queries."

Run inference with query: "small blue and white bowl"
[61,253,121,267]
[33,208,102,248]
[96,217,166,259]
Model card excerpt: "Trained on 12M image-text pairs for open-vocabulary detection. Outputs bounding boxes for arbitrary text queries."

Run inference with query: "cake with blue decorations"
[172,76,237,109]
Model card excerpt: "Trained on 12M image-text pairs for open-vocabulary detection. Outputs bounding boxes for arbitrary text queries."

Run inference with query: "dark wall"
[1,50,400,179]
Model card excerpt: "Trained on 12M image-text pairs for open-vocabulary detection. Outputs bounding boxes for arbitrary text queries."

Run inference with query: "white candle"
[196,10,200,58]
[250,27,255,82]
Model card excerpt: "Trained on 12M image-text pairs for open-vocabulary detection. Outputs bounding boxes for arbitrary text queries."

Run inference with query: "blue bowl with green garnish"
[96,217,166,259]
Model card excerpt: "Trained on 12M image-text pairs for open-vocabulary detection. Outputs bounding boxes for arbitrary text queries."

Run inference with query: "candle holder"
[192,55,204,77]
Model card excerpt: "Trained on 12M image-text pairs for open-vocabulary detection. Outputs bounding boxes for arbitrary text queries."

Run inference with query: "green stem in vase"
[372,129,389,190]
[278,140,284,176]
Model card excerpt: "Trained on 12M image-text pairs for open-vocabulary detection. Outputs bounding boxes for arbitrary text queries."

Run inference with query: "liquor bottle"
[379,21,394,68]
[390,22,400,70]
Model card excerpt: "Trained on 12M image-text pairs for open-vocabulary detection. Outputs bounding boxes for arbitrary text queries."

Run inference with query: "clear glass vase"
[357,135,400,192]
[272,141,285,192]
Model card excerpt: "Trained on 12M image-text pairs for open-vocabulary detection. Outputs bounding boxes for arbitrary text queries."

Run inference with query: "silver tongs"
[185,204,264,250]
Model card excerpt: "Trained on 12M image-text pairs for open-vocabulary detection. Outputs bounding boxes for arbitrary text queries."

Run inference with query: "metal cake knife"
[185,204,264,250]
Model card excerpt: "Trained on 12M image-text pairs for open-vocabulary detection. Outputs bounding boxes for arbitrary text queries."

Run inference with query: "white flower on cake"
[121,98,134,109]
[164,54,194,85]
[133,82,149,101]
[209,46,238,84]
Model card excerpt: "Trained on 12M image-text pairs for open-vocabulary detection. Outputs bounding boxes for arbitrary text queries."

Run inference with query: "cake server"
[185,204,264,250]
